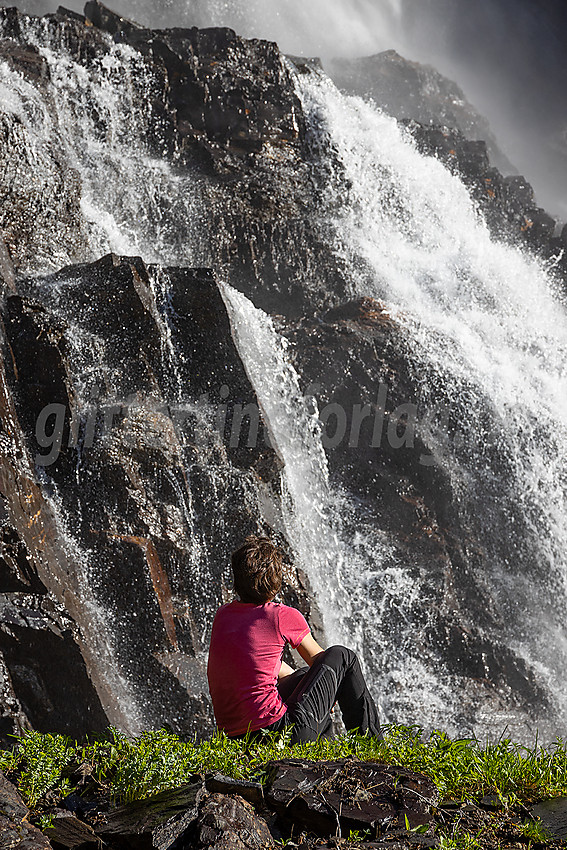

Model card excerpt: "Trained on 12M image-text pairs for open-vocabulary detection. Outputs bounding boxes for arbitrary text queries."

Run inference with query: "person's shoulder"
[273,602,308,622]
[213,600,236,620]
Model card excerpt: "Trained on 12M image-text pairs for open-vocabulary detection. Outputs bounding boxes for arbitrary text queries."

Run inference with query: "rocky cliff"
[0,1,565,741]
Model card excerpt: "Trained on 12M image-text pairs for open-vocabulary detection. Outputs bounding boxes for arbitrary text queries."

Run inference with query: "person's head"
[231,535,283,603]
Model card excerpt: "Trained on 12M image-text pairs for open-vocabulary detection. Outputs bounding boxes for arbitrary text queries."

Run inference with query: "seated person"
[207,535,381,742]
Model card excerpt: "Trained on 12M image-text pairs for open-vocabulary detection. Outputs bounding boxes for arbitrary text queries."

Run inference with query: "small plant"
[347,828,372,842]
[10,731,74,807]
[517,818,554,843]
[438,831,483,850]
[36,813,55,831]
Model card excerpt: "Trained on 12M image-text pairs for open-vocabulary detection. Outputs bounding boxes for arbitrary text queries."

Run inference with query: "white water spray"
[293,70,567,736]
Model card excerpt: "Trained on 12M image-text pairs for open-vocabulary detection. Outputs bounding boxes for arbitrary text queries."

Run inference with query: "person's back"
[207,600,309,736]
[207,534,381,742]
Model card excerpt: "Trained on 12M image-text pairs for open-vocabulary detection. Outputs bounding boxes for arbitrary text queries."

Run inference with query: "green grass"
[2,724,567,812]
[2,725,567,847]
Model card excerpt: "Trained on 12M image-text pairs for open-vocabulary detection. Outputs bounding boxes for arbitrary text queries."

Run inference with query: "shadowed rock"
[0,770,51,849]
[264,758,438,837]
[97,780,205,850]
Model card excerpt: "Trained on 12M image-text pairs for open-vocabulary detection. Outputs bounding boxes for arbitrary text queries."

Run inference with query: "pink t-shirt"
[207,600,310,736]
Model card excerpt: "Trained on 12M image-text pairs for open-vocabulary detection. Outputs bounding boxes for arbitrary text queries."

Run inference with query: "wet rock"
[0,235,15,298]
[0,30,89,276]
[1,253,319,736]
[0,594,108,736]
[48,809,100,848]
[328,50,513,174]
[530,797,567,841]
[205,774,264,807]
[0,770,51,849]
[195,793,274,850]
[84,0,303,165]
[264,759,437,838]
[96,779,205,850]
[0,305,110,739]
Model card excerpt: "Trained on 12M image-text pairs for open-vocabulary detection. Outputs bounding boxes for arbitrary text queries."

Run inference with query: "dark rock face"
[530,797,567,842]
[0,252,320,735]
[327,50,514,174]
[0,593,109,737]
[0,2,350,317]
[46,810,100,849]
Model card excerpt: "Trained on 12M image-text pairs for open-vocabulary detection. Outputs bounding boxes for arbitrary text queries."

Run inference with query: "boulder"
[264,759,437,838]
[96,779,205,850]
[195,793,274,850]
[47,809,100,848]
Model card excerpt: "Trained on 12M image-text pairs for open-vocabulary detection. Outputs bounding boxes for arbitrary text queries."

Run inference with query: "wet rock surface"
[47,810,100,849]
[0,253,319,736]
[264,758,438,837]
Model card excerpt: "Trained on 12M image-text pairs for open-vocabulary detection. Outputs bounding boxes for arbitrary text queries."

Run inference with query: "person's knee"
[323,645,357,667]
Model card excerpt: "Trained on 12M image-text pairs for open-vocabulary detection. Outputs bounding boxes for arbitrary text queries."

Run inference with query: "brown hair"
[231,535,283,604]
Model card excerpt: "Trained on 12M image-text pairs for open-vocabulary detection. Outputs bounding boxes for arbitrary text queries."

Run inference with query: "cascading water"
[0,16,208,269]
[293,70,567,737]
[3,7,567,739]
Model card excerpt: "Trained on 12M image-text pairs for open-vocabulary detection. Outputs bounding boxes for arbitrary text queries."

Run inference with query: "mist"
[2,0,567,219]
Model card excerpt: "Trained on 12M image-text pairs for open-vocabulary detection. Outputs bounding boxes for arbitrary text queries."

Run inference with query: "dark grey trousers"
[241,645,381,744]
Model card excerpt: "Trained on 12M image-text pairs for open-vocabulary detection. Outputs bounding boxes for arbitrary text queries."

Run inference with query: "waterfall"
[293,70,567,737]
[0,16,208,270]
[220,285,469,734]
[3,9,567,739]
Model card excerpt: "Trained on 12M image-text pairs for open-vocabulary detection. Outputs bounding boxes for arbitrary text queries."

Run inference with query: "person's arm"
[278,660,295,680]
[296,632,325,667]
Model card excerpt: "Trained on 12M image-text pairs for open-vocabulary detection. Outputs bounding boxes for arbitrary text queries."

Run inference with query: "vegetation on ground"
[1,724,565,848]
